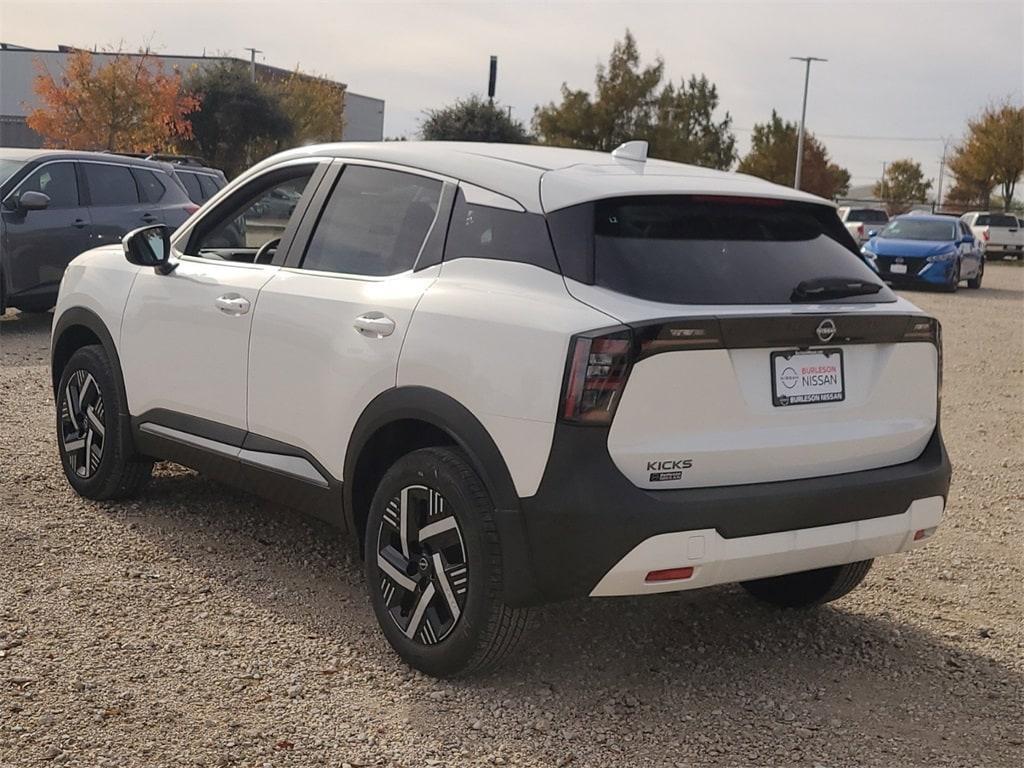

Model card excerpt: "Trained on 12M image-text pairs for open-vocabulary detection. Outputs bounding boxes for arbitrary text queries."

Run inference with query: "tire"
[364,446,529,678]
[55,345,152,500]
[942,261,960,292]
[741,559,873,608]
[967,261,984,289]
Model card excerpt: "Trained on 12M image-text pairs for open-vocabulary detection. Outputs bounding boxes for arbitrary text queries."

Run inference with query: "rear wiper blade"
[791,277,883,302]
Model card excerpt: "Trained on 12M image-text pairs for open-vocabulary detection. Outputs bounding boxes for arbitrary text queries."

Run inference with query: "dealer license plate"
[890,263,908,274]
[771,349,845,407]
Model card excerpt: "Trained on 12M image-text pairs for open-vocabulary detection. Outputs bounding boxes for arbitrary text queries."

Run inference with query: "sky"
[2,0,1022,192]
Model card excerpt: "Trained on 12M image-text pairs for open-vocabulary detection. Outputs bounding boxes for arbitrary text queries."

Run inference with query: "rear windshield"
[549,196,893,305]
[975,213,1018,227]
[847,209,888,223]
[879,219,956,241]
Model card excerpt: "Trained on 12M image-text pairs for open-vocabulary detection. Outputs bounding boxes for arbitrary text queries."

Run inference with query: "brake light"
[561,331,632,424]
[857,223,865,238]
[982,228,990,242]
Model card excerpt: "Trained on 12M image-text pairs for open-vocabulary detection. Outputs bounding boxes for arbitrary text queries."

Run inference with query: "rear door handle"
[353,312,396,338]
[141,213,158,223]
[71,218,88,229]
[215,294,251,315]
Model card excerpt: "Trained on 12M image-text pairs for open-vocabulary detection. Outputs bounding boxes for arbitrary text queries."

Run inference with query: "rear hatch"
[548,194,939,490]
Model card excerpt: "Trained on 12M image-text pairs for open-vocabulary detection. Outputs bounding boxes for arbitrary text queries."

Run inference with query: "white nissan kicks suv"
[51,141,951,676]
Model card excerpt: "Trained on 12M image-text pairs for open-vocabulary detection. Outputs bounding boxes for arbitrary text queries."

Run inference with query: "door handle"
[215,294,251,316]
[353,312,396,338]
[141,213,157,223]
[71,219,88,229]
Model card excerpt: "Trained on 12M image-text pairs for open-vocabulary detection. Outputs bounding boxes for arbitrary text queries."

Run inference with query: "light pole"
[790,56,827,191]
[244,47,263,83]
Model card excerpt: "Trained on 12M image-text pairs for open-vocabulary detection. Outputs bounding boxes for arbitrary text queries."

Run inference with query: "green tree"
[736,110,850,198]
[532,31,736,169]
[181,61,293,178]
[874,159,932,214]
[948,101,1024,210]
[421,95,529,143]
[272,70,345,145]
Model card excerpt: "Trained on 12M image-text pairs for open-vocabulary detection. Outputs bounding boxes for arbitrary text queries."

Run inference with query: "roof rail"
[100,150,211,167]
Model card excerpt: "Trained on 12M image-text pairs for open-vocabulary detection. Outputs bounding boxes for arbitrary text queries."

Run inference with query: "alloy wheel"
[59,369,106,479]
[375,485,468,645]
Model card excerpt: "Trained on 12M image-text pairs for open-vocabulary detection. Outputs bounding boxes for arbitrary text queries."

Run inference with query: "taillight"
[561,331,632,424]
[857,223,865,238]
[982,228,990,242]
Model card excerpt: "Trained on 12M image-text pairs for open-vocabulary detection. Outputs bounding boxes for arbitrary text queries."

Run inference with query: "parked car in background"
[837,206,889,244]
[109,153,229,205]
[862,214,983,291]
[50,141,949,676]
[0,148,198,314]
[960,211,1024,260]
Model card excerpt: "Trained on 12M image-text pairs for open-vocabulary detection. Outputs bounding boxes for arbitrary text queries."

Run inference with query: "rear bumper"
[514,425,950,603]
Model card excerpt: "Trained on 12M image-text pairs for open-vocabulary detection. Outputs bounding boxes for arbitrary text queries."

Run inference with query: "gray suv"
[0,149,197,313]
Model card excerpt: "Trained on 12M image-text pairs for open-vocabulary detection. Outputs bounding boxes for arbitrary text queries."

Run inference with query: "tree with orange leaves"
[26,48,199,153]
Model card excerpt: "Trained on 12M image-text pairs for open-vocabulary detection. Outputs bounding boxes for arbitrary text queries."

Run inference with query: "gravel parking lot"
[1,265,1021,768]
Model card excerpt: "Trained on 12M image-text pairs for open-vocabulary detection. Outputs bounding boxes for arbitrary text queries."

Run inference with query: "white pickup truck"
[961,211,1024,260]
[837,207,890,244]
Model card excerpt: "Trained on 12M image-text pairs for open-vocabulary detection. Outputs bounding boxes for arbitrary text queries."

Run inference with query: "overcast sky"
[3,0,1022,190]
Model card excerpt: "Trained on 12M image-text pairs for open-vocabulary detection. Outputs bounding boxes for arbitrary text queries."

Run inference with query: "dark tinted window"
[302,165,441,276]
[847,208,888,224]
[177,170,203,203]
[132,168,167,203]
[976,213,1017,227]
[197,173,221,200]
[553,196,892,305]
[879,218,957,241]
[83,163,139,206]
[18,162,78,208]
[445,189,558,271]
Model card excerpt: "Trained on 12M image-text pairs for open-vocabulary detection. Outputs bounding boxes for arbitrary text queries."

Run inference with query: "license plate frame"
[771,348,845,407]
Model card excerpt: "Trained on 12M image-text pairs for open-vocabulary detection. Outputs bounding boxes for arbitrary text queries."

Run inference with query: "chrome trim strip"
[138,422,240,458]
[238,449,329,488]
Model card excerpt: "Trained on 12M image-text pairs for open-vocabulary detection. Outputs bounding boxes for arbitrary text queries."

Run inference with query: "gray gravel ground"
[1,265,1021,768]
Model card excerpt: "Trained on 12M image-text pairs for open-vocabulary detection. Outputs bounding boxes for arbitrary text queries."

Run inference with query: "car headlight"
[926,249,957,262]
[860,248,879,271]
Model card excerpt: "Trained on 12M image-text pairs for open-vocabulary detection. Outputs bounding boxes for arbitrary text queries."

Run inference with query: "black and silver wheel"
[741,559,873,608]
[59,368,106,479]
[943,260,961,292]
[56,345,152,500]
[365,447,529,677]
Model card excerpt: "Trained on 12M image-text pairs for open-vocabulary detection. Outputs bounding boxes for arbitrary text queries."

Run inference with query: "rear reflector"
[645,566,694,582]
[913,527,937,541]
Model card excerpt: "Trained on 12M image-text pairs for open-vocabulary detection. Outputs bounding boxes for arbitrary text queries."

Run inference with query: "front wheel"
[364,447,529,677]
[56,345,152,500]
[741,560,873,608]
[942,261,961,292]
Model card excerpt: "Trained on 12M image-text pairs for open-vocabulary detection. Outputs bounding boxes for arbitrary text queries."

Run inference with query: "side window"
[444,187,559,271]
[83,163,139,206]
[301,165,442,276]
[177,171,203,203]
[132,168,167,203]
[186,166,315,257]
[197,174,220,201]
[17,162,78,208]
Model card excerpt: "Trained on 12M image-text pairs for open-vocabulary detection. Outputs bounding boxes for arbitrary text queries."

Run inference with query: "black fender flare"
[50,306,123,395]
[344,386,541,606]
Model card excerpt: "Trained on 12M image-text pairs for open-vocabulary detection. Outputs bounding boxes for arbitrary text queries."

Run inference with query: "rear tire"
[364,446,529,677]
[967,262,984,289]
[56,345,152,500]
[741,560,873,608]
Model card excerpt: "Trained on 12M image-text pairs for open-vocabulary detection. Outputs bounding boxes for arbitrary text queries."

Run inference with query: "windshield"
[879,219,957,241]
[547,196,895,305]
[0,159,28,186]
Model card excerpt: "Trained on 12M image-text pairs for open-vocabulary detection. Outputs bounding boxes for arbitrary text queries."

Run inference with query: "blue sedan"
[861,214,984,291]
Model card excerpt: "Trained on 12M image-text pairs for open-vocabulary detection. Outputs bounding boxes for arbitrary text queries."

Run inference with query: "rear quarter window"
[549,196,894,305]
[444,188,558,271]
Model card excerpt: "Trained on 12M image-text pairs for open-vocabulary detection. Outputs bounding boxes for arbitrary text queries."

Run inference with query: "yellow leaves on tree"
[26,49,200,153]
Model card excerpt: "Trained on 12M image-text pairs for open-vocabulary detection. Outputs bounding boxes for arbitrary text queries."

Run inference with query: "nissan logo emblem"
[816,319,837,343]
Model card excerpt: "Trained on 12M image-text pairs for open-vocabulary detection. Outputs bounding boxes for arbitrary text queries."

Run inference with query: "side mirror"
[867,229,878,238]
[961,234,975,245]
[123,224,176,275]
[17,190,50,211]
